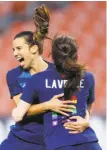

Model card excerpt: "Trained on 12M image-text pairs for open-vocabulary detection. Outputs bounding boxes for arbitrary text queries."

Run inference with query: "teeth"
[17,58,22,61]
[16,57,22,60]
[16,58,24,62]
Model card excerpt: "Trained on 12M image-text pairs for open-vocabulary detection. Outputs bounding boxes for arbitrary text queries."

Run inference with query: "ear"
[30,45,38,54]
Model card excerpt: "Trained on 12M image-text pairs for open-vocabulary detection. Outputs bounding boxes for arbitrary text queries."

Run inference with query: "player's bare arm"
[13,93,75,118]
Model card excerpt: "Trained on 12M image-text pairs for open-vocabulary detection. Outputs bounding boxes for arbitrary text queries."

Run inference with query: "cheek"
[18,49,26,55]
[26,55,33,64]
[24,52,32,59]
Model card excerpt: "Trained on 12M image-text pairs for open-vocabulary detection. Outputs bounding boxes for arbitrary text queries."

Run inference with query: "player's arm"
[12,94,22,105]
[63,109,90,134]
[83,103,93,122]
[18,76,76,117]
[70,104,93,131]
[63,105,93,134]
[63,104,92,133]
[7,71,75,118]
[86,73,95,119]
[12,94,75,122]
[12,89,76,117]
[13,93,53,116]
[12,100,31,122]
[87,103,93,115]
[13,93,75,117]
[10,82,75,117]
[25,94,75,117]
[6,71,32,121]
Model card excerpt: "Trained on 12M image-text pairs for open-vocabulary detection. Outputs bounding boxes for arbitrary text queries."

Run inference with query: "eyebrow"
[16,46,22,48]
[12,46,22,51]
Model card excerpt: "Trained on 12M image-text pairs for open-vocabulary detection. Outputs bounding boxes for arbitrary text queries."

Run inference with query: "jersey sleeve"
[87,73,95,104]
[6,71,22,98]
[20,77,37,104]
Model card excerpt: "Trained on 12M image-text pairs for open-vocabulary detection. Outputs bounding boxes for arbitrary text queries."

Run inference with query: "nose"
[13,49,19,57]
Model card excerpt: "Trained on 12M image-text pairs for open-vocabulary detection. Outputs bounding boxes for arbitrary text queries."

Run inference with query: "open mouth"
[18,58,24,62]
[16,57,25,67]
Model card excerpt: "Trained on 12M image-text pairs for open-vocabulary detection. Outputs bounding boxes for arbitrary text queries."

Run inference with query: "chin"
[24,65,31,70]
[22,65,27,69]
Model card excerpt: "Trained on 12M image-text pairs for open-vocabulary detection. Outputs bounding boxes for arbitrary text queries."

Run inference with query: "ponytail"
[63,57,85,99]
[52,35,86,99]
[33,4,50,42]
[31,4,51,54]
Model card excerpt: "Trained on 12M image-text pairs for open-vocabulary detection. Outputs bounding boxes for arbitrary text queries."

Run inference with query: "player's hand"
[45,93,76,117]
[63,116,89,133]
[12,108,23,122]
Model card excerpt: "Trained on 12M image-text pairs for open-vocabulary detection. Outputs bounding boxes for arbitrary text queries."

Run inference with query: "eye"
[17,47,21,50]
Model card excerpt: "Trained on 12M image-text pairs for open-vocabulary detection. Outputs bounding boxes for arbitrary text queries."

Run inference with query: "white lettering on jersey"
[45,79,84,89]
[57,80,64,88]
[80,79,84,88]
[46,79,67,89]
[46,79,51,88]
[52,80,57,88]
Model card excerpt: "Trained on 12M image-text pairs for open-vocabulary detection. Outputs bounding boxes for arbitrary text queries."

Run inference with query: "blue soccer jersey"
[21,67,98,150]
[6,62,53,145]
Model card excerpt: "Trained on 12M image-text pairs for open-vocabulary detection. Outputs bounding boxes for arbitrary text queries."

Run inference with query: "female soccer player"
[0,5,76,150]
[12,35,102,150]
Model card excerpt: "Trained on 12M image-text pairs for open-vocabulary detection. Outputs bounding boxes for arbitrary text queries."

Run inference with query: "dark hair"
[52,35,86,99]
[14,5,50,55]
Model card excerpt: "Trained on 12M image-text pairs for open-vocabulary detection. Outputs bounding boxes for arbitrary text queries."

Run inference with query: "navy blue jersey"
[21,67,98,150]
[6,62,53,145]
[6,66,31,98]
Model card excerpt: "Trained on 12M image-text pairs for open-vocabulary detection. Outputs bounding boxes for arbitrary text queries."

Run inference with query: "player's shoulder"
[31,63,56,80]
[45,60,54,68]
[84,71,94,79]
[6,66,22,79]
[84,71,95,85]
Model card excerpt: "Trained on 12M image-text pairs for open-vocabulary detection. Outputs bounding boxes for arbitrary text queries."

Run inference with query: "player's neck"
[29,56,48,75]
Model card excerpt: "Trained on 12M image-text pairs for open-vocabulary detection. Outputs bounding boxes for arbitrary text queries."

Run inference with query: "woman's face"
[12,37,37,69]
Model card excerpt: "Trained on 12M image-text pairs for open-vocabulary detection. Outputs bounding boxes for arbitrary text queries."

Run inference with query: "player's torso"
[34,71,91,122]
[33,70,98,149]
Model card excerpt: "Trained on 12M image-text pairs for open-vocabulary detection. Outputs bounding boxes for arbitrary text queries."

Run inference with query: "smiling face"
[13,37,37,69]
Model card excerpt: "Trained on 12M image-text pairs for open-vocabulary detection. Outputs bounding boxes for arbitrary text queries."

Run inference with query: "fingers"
[69,130,82,134]
[61,104,76,109]
[63,100,77,104]
[64,125,81,130]
[62,100,76,104]
[55,93,64,98]
[55,110,70,117]
[69,116,81,120]
[64,121,78,127]
[64,123,83,132]
[60,108,74,113]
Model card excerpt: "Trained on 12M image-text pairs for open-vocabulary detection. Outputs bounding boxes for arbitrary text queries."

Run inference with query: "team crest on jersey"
[19,82,26,88]
[19,71,31,78]
[18,71,31,88]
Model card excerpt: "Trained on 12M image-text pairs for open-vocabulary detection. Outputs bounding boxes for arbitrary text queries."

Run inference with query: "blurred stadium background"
[0,1,106,149]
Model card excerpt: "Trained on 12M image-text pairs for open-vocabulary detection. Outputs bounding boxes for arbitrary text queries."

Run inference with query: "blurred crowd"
[0,1,70,34]
[0,1,106,149]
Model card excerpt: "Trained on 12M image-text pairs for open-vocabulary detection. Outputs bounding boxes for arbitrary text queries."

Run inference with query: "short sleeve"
[20,77,37,104]
[87,73,95,104]
[6,71,22,98]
